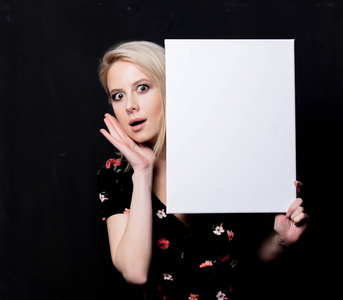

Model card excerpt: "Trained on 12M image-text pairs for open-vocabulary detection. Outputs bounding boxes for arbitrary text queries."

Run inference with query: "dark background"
[1,0,341,299]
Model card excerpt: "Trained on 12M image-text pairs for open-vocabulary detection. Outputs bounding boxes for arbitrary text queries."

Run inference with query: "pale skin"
[100,60,309,285]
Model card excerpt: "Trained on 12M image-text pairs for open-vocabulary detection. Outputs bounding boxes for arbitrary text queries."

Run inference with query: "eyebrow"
[132,78,151,86]
[109,88,122,95]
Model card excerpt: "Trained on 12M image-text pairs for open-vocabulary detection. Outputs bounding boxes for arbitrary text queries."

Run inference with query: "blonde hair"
[99,41,166,169]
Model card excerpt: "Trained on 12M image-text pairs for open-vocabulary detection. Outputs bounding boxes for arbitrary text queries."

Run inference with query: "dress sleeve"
[97,158,133,220]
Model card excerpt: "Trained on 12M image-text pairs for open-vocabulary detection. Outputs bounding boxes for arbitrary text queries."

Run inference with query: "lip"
[129,118,147,132]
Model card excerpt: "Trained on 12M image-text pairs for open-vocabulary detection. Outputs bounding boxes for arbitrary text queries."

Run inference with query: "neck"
[154,153,166,178]
[154,142,166,164]
[152,146,166,205]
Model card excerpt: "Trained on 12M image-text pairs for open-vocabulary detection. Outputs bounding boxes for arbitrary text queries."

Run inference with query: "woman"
[97,41,309,299]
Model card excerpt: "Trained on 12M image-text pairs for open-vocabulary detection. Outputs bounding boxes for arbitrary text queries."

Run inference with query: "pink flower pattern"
[199,260,213,268]
[227,229,234,241]
[105,158,121,169]
[157,238,170,250]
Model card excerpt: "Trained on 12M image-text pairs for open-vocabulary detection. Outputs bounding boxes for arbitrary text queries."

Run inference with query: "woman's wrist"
[276,233,292,248]
[258,232,289,262]
[132,167,153,189]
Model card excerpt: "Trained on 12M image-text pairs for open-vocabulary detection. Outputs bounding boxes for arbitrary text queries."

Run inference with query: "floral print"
[213,222,225,235]
[230,259,238,268]
[213,223,235,243]
[227,230,234,241]
[163,273,174,281]
[97,158,250,300]
[99,192,108,202]
[105,158,122,174]
[219,253,230,262]
[156,209,167,219]
[157,238,170,250]
[105,158,121,169]
[216,291,228,300]
[199,260,213,268]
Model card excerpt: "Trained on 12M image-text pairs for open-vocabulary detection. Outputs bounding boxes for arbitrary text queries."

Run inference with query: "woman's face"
[106,60,162,146]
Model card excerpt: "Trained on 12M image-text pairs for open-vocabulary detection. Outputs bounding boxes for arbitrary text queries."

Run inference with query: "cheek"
[149,94,162,119]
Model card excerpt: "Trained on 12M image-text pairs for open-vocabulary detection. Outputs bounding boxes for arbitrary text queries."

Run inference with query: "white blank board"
[165,39,296,214]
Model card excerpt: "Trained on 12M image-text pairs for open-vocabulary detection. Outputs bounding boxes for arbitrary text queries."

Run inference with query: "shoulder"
[97,157,133,219]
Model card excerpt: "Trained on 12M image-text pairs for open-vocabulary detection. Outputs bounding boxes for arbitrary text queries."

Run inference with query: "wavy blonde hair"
[99,41,166,169]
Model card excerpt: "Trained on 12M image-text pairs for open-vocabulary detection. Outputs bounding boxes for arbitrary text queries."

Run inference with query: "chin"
[132,135,158,147]
[130,135,152,144]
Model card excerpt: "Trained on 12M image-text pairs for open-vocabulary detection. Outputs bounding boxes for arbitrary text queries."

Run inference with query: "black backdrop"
[1,0,341,299]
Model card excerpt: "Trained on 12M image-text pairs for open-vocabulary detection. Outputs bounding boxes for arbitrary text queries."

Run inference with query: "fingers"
[100,128,122,149]
[104,113,128,142]
[289,181,308,225]
[290,206,305,224]
[100,114,142,161]
[294,180,302,197]
[100,127,136,161]
[103,117,117,138]
[293,211,309,225]
[101,113,136,147]
[286,198,309,225]
[285,198,303,219]
[100,114,127,149]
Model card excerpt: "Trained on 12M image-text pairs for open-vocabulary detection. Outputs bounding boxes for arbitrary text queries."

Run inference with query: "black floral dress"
[98,158,271,300]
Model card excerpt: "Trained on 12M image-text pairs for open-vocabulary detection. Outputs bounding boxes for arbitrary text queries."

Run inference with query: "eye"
[111,92,124,101]
[137,84,149,93]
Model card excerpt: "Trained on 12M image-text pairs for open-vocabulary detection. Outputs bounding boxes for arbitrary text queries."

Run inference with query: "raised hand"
[274,181,309,247]
[100,113,155,172]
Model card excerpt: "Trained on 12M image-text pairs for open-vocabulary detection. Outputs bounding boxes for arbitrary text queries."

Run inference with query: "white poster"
[165,39,296,213]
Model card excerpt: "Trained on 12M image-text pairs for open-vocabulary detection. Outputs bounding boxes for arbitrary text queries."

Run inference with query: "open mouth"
[130,119,146,127]
[129,118,147,132]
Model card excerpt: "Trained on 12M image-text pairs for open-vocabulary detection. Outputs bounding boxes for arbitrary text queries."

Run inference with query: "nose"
[126,94,139,113]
